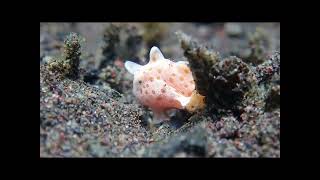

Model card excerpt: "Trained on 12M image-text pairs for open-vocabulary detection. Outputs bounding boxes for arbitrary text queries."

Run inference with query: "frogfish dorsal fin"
[149,46,165,63]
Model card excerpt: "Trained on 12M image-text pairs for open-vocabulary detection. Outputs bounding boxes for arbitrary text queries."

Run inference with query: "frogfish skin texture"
[125,46,205,123]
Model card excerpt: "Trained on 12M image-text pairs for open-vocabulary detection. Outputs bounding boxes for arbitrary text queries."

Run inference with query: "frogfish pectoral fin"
[124,61,142,75]
[151,109,170,124]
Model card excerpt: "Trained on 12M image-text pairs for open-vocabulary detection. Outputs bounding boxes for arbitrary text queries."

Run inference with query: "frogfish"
[125,46,205,123]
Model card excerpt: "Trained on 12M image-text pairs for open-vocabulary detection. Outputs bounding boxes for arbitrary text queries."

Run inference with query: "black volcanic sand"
[40,23,280,157]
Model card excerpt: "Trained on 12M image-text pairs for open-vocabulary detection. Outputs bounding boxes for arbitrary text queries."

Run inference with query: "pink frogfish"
[125,46,205,123]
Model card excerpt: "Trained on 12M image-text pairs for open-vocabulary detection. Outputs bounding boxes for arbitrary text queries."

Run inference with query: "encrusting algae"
[125,46,205,123]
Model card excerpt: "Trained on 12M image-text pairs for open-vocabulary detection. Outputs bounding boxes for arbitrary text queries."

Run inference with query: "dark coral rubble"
[177,31,259,115]
[40,23,280,157]
[47,32,83,79]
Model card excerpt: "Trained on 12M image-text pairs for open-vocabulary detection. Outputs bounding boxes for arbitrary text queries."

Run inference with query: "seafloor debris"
[177,31,257,112]
[47,32,83,79]
[255,51,280,85]
[99,63,126,92]
[246,27,269,65]
[99,23,121,69]
[176,31,220,96]
[265,84,280,111]
[142,23,168,49]
[98,23,144,69]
